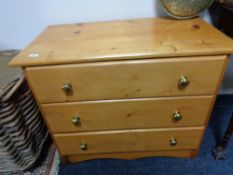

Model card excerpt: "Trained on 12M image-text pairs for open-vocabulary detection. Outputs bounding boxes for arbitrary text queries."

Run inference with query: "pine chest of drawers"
[10,17,233,163]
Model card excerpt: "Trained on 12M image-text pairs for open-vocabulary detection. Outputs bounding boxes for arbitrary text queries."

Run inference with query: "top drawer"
[25,56,227,103]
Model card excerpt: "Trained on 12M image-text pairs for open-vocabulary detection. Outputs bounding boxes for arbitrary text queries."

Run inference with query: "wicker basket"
[0,74,48,172]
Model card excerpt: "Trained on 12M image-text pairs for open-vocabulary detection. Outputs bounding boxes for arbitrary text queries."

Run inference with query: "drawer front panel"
[42,96,212,133]
[54,127,204,155]
[26,56,227,103]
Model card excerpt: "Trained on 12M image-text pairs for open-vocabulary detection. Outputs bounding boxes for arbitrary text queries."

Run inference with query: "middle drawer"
[41,96,213,133]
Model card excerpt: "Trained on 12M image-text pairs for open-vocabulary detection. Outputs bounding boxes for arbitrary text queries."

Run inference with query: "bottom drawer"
[55,127,204,155]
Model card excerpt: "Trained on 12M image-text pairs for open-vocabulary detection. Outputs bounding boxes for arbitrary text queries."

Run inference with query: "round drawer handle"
[173,111,182,122]
[80,143,88,151]
[179,75,189,88]
[72,116,81,125]
[170,138,177,146]
[62,82,72,94]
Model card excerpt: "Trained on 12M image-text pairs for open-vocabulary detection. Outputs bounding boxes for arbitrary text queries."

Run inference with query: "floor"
[0,50,21,88]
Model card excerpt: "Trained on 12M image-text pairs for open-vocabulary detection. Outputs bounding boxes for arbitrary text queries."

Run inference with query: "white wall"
[0,0,161,49]
[0,0,232,93]
[0,0,212,50]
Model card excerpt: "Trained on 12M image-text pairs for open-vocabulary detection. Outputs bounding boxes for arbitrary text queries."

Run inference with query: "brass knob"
[72,116,80,125]
[179,76,189,88]
[170,138,177,146]
[62,83,72,94]
[173,111,182,122]
[80,143,88,151]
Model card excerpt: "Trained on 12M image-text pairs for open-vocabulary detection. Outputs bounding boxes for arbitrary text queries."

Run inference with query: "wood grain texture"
[25,56,226,103]
[9,17,233,67]
[68,149,198,162]
[15,17,232,162]
[42,96,213,133]
[54,127,204,155]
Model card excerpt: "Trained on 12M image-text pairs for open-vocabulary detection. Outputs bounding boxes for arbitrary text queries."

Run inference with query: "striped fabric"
[0,75,48,172]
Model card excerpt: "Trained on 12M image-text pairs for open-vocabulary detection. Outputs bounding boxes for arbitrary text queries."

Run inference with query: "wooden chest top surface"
[9,17,233,67]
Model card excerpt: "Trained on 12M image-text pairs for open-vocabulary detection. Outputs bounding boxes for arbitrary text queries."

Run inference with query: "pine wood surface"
[54,126,204,155]
[42,96,213,133]
[9,17,233,67]
[12,17,233,161]
[25,56,226,103]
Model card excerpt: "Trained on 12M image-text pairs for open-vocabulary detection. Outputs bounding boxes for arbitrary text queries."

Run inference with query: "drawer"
[54,127,204,155]
[25,56,227,103]
[42,96,212,133]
